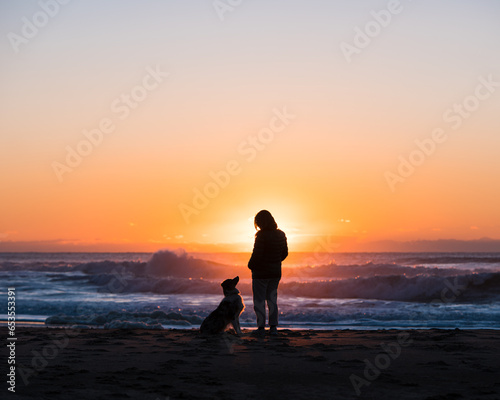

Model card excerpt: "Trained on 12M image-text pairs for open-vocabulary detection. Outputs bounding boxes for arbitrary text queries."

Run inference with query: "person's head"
[254,210,278,231]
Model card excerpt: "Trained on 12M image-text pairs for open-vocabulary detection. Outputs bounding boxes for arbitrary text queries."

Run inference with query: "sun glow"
[247,208,305,251]
[198,199,307,252]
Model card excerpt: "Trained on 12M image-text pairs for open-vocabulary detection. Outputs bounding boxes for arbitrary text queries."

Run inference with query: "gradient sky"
[1,0,499,252]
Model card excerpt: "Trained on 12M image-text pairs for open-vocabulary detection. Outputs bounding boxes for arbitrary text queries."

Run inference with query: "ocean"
[1,251,499,330]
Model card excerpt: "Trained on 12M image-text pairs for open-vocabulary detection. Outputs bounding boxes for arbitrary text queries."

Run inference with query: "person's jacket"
[248,229,288,279]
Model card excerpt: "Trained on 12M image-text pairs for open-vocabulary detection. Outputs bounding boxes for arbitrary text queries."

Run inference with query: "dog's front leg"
[232,318,243,336]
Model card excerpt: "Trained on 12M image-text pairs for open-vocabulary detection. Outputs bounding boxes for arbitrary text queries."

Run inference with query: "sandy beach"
[3,327,499,400]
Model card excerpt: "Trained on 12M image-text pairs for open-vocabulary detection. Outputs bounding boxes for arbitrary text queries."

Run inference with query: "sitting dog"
[200,276,245,336]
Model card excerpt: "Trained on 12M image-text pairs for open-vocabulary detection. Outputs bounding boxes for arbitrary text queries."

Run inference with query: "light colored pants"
[252,278,280,328]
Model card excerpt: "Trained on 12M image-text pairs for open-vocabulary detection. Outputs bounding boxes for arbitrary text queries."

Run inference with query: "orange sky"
[1,1,499,252]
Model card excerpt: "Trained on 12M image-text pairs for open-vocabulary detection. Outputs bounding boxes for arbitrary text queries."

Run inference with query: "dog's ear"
[233,276,239,284]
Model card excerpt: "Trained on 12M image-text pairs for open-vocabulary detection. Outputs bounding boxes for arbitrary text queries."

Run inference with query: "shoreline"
[2,320,500,330]
[2,327,499,399]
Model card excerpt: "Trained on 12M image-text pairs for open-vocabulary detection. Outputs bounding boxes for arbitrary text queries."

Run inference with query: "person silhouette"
[248,210,288,335]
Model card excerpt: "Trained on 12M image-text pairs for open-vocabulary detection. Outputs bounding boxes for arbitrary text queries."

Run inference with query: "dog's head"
[221,276,239,295]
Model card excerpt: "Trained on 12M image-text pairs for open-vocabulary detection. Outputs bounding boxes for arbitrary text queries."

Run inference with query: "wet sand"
[3,328,499,400]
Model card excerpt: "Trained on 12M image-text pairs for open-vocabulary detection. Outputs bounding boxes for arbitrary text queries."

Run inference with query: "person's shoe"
[251,327,265,337]
[269,326,278,336]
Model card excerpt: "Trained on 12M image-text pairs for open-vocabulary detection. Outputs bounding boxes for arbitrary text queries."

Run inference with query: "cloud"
[0,231,18,240]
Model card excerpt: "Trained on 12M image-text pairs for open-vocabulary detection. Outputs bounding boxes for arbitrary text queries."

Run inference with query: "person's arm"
[248,232,265,270]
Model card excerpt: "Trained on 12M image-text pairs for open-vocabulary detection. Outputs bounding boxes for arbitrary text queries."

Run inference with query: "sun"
[208,202,303,251]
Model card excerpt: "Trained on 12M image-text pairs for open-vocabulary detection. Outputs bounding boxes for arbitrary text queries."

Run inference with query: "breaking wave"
[45,310,203,329]
[2,249,499,303]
